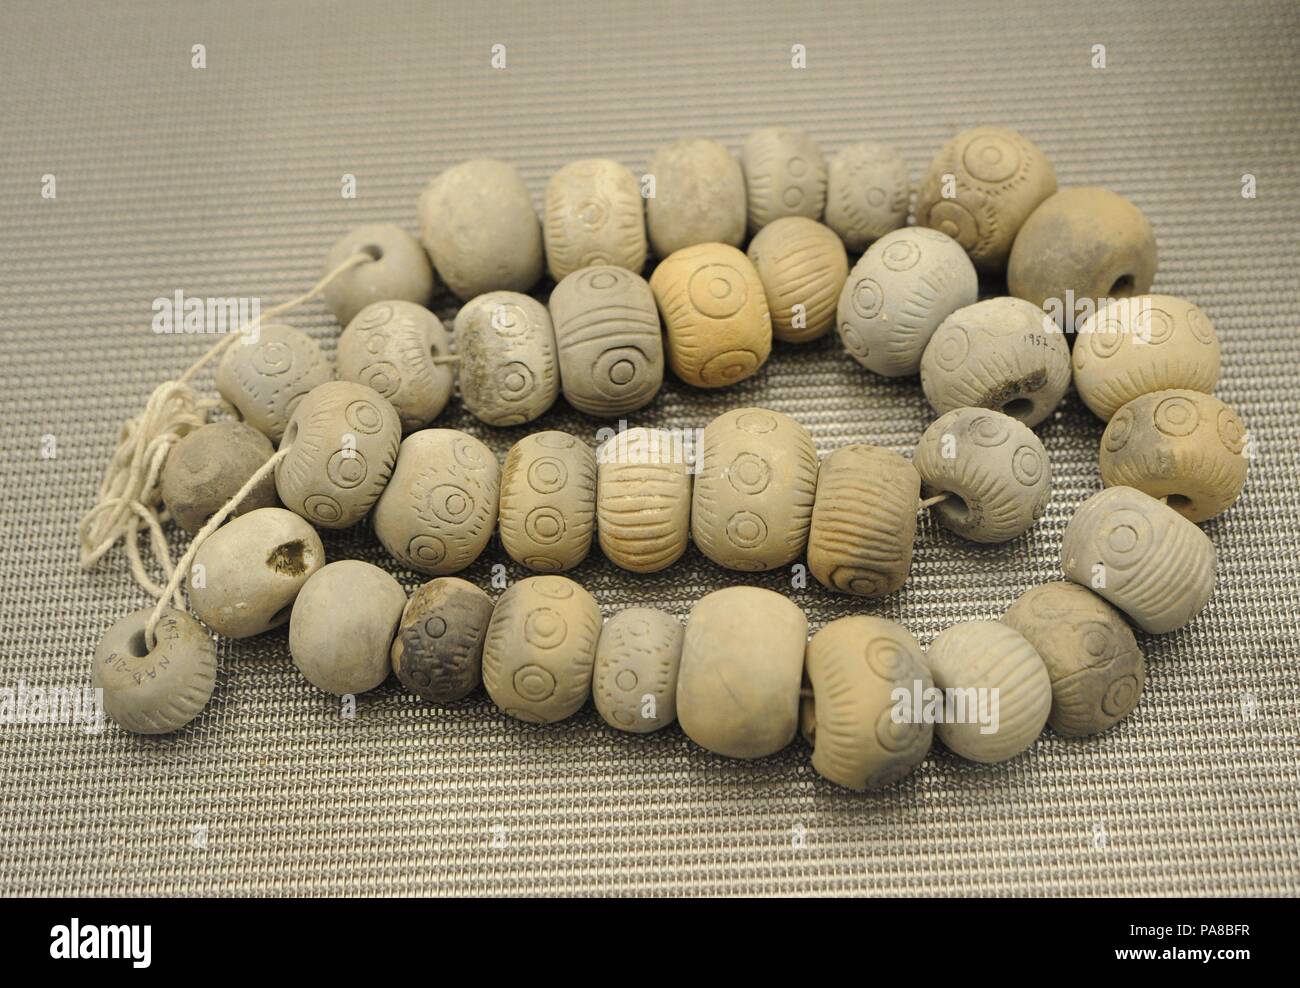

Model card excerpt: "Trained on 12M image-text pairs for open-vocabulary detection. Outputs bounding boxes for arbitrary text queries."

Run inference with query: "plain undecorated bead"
[676,587,808,759]
[188,507,325,638]
[916,126,1057,273]
[1100,389,1248,522]
[649,242,772,388]
[391,577,495,703]
[920,296,1070,427]
[337,301,453,432]
[1003,582,1145,737]
[740,127,827,232]
[544,159,647,281]
[746,217,848,343]
[1061,485,1216,634]
[417,158,543,299]
[275,381,401,530]
[549,265,663,416]
[836,228,978,377]
[322,223,434,326]
[93,608,217,734]
[453,291,559,426]
[645,138,746,255]
[596,428,691,573]
[289,560,407,695]
[824,141,910,253]
[801,616,933,790]
[216,323,333,442]
[807,445,920,596]
[913,407,1052,543]
[925,620,1051,763]
[1073,294,1221,421]
[481,575,601,724]
[692,407,819,571]
[593,607,684,733]
[160,420,278,534]
[499,431,597,572]
[372,430,500,574]
[1008,187,1158,328]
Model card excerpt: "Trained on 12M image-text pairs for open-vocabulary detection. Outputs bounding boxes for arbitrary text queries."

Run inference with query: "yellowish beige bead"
[691,407,819,571]
[746,217,848,343]
[801,616,933,790]
[1073,294,1221,421]
[499,431,597,572]
[596,428,691,573]
[807,445,919,596]
[649,242,772,387]
[544,159,647,281]
[1100,390,1248,523]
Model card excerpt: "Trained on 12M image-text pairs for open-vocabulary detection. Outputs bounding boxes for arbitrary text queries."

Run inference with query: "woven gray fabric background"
[1,0,1297,897]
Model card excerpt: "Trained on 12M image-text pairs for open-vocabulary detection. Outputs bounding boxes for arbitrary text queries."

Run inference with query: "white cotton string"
[918,491,954,512]
[78,252,372,599]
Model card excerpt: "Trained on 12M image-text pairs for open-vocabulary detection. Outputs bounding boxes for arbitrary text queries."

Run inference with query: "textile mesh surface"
[1,0,1298,896]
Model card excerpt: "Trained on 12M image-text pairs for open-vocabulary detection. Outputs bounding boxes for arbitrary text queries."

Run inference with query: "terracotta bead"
[321,223,434,326]
[691,407,819,571]
[592,607,684,733]
[544,159,647,281]
[499,431,597,572]
[453,291,559,426]
[740,127,827,233]
[595,427,692,573]
[215,323,333,442]
[746,217,848,343]
[391,577,495,703]
[645,138,746,255]
[649,242,772,388]
[676,587,808,759]
[160,420,278,534]
[801,616,933,790]
[824,141,910,253]
[916,126,1057,273]
[372,430,500,575]
[1061,486,1216,634]
[920,296,1070,427]
[481,575,602,724]
[275,381,401,530]
[1073,294,1221,421]
[807,444,920,596]
[337,301,453,432]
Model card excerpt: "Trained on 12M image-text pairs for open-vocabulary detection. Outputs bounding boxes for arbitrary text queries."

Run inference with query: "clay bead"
[337,301,453,432]
[322,223,434,327]
[1003,582,1145,737]
[595,427,691,573]
[807,445,920,596]
[592,607,684,733]
[481,575,602,724]
[645,138,746,255]
[215,323,333,442]
[275,381,401,530]
[740,127,827,233]
[920,296,1070,427]
[499,431,597,572]
[649,242,772,388]
[925,621,1052,763]
[391,577,495,703]
[417,158,544,300]
[836,227,978,377]
[548,265,663,416]
[676,587,808,759]
[916,126,1057,273]
[691,407,819,571]
[1100,390,1248,522]
[453,291,559,426]
[544,159,647,281]
[746,217,849,343]
[824,141,910,253]
[913,407,1052,543]
[1073,295,1222,421]
[289,560,407,695]
[93,608,216,734]
[160,420,278,534]
[1061,486,1216,634]
[1008,187,1158,329]
[372,430,500,575]
[800,616,933,790]
[188,507,325,639]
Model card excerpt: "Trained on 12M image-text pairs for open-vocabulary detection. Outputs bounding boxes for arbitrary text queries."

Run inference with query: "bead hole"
[1165,493,1193,513]
[940,492,971,522]
[1109,274,1135,297]
[126,629,150,658]
[1001,398,1034,421]
[267,602,294,629]
[361,243,384,262]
